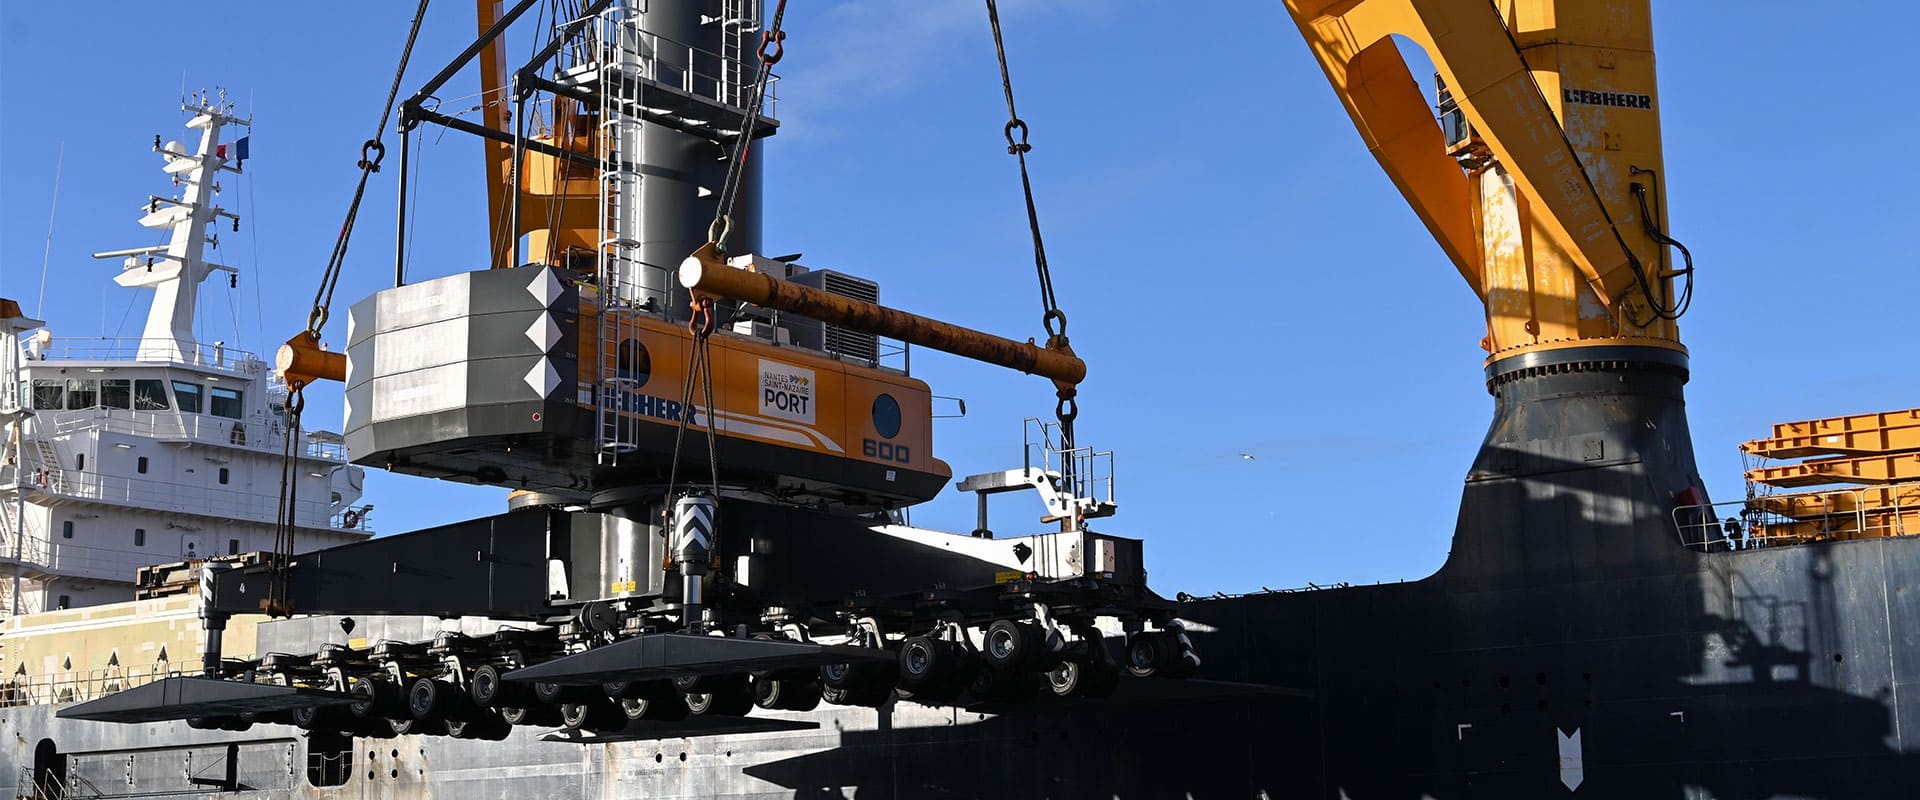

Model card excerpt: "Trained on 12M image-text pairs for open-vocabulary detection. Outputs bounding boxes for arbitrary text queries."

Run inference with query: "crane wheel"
[613,681,687,721]
[1124,631,1177,679]
[820,659,883,690]
[984,619,1045,669]
[754,673,823,711]
[897,636,963,690]
[291,703,351,731]
[500,703,561,727]
[682,674,754,716]
[469,664,524,708]
[1046,657,1120,699]
[532,679,588,706]
[386,716,447,736]
[349,680,406,719]
[560,699,625,732]
[456,714,512,741]
[409,678,467,722]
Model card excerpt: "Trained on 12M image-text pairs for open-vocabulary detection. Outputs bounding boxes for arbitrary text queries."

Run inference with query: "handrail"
[47,410,345,461]
[18,335,264,372]
[1672,481,1918,552]
[0,664,188,709]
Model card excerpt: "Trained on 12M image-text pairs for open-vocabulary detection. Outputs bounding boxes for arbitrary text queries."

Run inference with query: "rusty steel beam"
[678,246,1085,387]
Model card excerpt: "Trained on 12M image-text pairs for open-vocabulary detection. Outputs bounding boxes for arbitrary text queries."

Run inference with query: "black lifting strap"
[983,0,1077,450]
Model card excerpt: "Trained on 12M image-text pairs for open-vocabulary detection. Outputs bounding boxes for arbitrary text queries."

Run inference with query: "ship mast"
[97,91,248,363]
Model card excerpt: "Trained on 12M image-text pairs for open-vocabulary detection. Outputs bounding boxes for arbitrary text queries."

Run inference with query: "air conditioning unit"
[786,269,879,363]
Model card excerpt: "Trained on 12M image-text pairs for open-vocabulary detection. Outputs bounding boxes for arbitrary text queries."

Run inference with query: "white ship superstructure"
[0,94,371,616]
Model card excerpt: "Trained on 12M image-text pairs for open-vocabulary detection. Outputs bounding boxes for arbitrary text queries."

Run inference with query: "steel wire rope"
[305,0,432,338]
[707,0,790,251]
[983,0,1081,493]
[271,0,432,611]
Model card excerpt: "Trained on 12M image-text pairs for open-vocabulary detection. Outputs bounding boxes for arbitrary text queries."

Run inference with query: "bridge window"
[171,381,202,413]
[31,380,62,410]
[100,379,131,409]
[64,380,96,410]
[133,379,169,410]
[209,387,243,419]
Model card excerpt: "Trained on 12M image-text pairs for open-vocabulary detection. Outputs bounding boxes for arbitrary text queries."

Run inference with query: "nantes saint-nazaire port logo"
[759,359,816,425]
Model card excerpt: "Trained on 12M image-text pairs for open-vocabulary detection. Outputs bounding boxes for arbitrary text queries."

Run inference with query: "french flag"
[216,136,250,164]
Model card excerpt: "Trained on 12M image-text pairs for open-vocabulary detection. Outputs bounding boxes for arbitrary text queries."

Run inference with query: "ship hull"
[5,355,1914,798]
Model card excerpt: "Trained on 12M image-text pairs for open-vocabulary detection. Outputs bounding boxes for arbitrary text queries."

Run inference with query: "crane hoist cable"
[269,0,432,613]
[707,0,791,253]
[983,0,1079,456]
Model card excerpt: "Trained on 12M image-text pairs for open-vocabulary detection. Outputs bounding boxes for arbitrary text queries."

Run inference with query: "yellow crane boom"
[1282,0,1686,362]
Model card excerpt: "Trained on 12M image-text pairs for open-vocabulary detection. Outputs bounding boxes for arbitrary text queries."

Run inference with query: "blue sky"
[2,1,1914,597]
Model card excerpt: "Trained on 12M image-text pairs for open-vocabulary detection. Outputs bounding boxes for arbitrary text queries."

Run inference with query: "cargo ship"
[2,1,1915,798]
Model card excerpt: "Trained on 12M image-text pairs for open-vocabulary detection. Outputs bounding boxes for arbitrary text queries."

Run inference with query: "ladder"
[718,0,758,107]
[595,7,650,462]
[29,440,63,494]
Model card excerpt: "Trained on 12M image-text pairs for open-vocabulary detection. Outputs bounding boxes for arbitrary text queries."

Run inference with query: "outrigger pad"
[56,677,352,723]
[504,633,891,686]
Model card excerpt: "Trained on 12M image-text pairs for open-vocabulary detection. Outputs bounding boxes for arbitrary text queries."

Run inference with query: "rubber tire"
[387,716,447,736]
[409,677,464,722]
[753,674,822,712]
[532,679,586,705]
[682,674,754,716]
[984,619,1041,670]
[821,683,892,708]
[618,682,688,721]
[820,660,868,690]
[470,664,522,708]
[291,703,350,731]
[500,704,561,727]
[560,699,625,732]
[450,713,512,741]
[1124,631,1176,679]
[349,680,405,719]
[896,636,957,690]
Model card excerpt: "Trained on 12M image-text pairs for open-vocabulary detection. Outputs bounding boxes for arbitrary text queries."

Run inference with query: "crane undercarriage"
[63,481,1200,741]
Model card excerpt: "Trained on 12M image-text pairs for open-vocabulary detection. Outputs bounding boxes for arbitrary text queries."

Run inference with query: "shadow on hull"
[747,354,1920,798]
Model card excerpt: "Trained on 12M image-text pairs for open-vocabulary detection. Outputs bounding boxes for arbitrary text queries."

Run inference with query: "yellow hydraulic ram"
[679,244,1085,390]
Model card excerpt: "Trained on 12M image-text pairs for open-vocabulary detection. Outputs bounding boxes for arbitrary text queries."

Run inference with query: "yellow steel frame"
[1741,408,1920,460]
[1282,0,1682,359]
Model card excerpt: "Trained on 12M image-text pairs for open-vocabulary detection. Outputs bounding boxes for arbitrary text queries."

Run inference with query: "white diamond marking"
[525,313,562,353]
[527,269,564,307]
[524,359,562,397]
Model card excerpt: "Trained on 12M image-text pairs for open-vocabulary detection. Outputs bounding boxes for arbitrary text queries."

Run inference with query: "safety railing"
[20,336,263,373]
[0,664,186,709]
[1673,482,1918,552]
[1023,418,1117,513]
[567,17,779,122]
[48,409,331,458]
[16,469,346,532]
